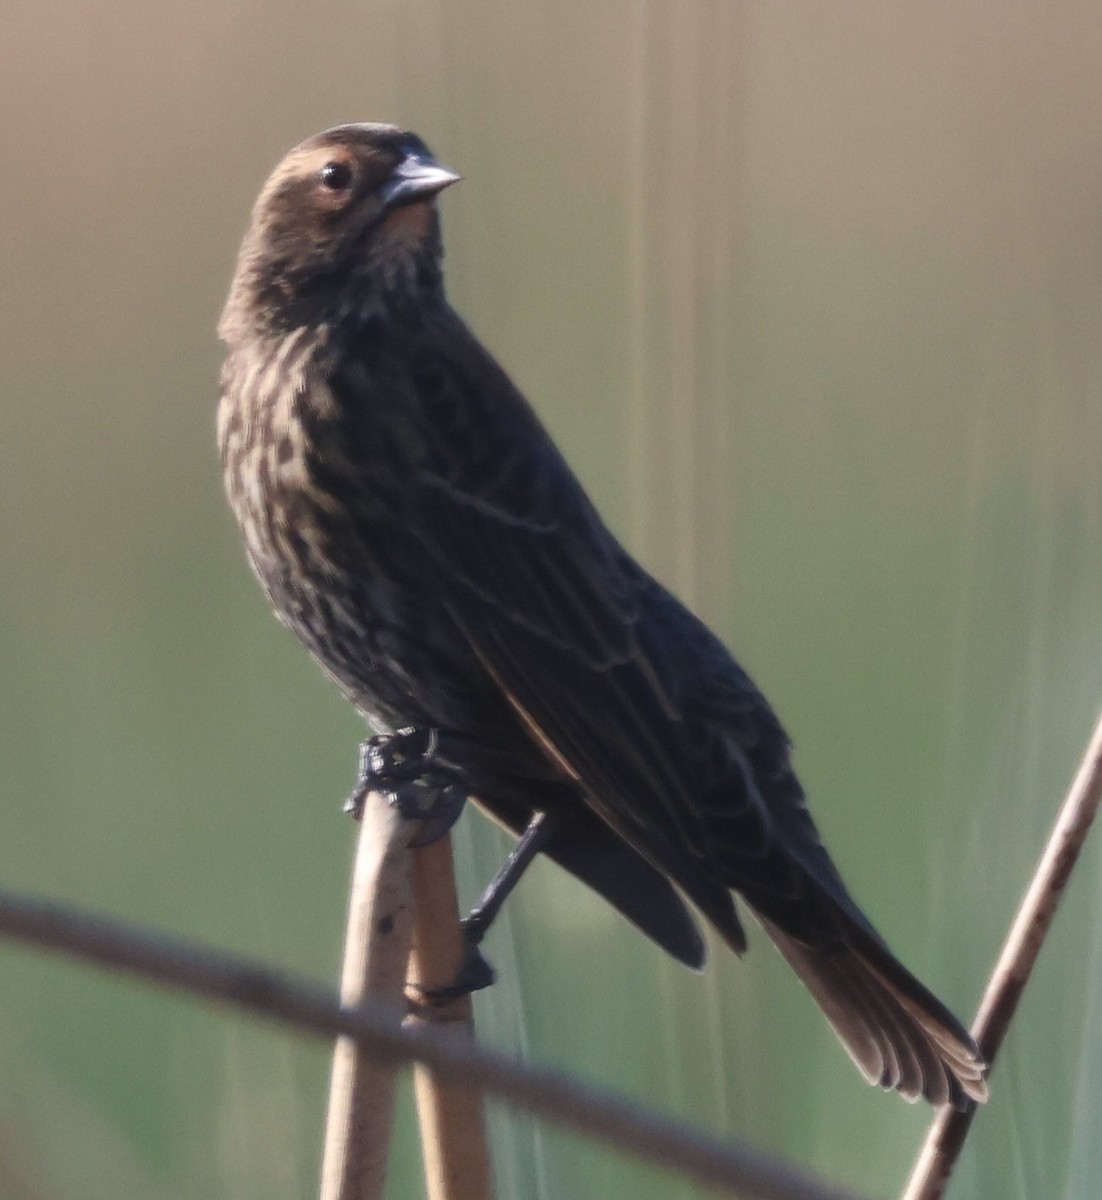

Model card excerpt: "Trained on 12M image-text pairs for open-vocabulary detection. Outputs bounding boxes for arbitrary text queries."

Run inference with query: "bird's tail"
[756,912,988,1108]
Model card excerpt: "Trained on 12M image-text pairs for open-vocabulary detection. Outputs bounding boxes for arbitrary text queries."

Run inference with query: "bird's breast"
[217,329,472,727]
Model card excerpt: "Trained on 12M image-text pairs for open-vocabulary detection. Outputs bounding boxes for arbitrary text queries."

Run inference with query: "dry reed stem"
[901,709,1102,1200]
[406,835,495,1200]
[320,791,416,1200]
[0,883,871,1200]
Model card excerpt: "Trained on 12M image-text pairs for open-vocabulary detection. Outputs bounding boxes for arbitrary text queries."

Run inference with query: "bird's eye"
[318,161,353,191]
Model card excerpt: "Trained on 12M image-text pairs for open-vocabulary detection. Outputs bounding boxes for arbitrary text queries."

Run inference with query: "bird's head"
[220,123,461,342]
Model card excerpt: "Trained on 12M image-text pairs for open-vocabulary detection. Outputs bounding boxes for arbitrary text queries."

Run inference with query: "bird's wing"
[382,318,787,894]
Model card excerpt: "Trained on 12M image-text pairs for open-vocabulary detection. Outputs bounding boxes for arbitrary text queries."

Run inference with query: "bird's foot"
[343,727,468,846]
[412,813,555,1001]
[410,923,498,1006]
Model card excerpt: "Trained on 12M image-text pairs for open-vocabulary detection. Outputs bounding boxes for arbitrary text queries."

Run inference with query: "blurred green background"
[2,3,1101,1197]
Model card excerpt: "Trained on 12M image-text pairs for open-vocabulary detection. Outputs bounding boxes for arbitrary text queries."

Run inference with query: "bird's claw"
[397,782,469,846]
[412,937,497,1005]
[343,728,469,845]
[370,726,443,778]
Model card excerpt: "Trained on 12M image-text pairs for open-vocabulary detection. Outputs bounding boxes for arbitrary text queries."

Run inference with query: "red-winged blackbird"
[218,123,987,1107]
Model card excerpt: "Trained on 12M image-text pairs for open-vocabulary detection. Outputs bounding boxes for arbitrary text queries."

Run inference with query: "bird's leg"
[464,810,557,944]
[419,810,559,1000]
[344,727,468,846]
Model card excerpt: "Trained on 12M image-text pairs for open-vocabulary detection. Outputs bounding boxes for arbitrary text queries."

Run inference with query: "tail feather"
[757,914,987,1108]
[829,946,950,1102]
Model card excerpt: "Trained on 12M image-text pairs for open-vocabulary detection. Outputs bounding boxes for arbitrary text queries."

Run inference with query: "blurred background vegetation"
[2,3,1101,1197]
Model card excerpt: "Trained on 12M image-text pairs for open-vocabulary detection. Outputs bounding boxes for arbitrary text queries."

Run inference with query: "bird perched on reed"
[218,122,987,1107]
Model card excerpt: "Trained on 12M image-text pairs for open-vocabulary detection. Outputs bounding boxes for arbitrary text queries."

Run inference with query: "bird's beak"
[379,150,462,209]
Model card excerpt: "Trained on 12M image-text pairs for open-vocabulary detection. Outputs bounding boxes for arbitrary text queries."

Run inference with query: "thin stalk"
[320,790,415,1200]
[406,835,496,1200]
[901,710,1102,1200]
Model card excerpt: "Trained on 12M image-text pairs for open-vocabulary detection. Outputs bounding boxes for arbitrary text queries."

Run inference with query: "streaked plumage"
[218,123,987,1107]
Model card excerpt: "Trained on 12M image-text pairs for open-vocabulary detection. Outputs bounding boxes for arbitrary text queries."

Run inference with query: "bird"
[217,122,987,1107]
